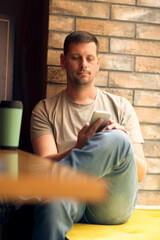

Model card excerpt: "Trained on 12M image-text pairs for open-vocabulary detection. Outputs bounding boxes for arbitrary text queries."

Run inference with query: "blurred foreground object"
[0,150,107,203]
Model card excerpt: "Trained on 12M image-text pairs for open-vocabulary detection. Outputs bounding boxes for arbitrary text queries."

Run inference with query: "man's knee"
[95,129,132,151]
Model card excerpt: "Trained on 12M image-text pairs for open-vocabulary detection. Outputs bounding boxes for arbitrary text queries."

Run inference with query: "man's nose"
[80,57,87,69]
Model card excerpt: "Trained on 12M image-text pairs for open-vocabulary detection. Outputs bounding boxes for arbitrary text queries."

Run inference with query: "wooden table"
[0,150,107,203]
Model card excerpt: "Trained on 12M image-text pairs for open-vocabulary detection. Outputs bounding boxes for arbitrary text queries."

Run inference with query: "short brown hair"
[64,31,99,56]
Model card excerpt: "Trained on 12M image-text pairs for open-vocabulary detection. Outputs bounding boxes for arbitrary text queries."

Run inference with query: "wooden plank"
[0,15,14,101]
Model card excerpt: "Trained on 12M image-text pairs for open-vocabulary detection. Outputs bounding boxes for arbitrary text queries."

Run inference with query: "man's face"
[61,42,100,88]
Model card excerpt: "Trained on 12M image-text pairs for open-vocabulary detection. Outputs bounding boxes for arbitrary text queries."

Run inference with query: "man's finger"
[79,122,90,134]
[87,118,103,134]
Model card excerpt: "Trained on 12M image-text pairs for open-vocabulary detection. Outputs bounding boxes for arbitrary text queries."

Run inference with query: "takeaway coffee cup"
[0,101,23,149]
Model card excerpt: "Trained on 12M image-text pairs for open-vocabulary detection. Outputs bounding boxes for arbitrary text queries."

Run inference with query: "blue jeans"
[32,130,138,240]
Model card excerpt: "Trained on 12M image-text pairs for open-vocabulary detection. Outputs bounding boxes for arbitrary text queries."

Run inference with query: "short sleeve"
[120,97,144,143]
[30,100,53,141]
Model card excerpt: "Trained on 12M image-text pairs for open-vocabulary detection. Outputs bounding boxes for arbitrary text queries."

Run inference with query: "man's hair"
[64,31,99,56]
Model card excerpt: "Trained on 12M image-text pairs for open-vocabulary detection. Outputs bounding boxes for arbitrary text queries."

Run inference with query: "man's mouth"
[77,71,90,75]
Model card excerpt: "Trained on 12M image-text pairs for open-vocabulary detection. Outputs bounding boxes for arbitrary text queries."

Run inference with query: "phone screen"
[90,111,111,132]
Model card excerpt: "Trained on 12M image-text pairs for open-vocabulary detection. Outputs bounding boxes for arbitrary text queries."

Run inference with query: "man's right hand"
[31,118,103,161]
[75,118,104,149]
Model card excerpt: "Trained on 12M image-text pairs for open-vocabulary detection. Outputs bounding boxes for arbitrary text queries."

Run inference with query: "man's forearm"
[135,155,147,183]
[45,146,76,162]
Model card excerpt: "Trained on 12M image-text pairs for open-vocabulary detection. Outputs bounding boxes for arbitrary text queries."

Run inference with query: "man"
[30,31,147,240]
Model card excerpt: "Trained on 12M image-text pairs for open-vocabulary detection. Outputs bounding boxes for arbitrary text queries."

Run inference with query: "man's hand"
[104,120,128,135]
[75,119,128,150]
[75,118,103,149]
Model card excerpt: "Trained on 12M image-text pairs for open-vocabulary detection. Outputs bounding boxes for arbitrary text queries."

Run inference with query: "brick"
[94,71,108,87]
[47,66,66,83]
[138,174,160,190]
[147,158,160,174]
[134,90,160,107]
[109,72,160,90]
[48,32,68,49]
[50,1,109,19]
[136,24,160,41]
[97,36,109,53]
[143,140,160,157]
[111,5,160,24]
[137,0,160,8]
[48,32,108,52]
[136,57,160,74]
[140,124,160,140]
[76,19,135,38]
[47,84,66,98]
[110,38,160,57]
[47,49,61,66]
[135,107,160,124]
[100,54,134,71]
[102,88,133,103]
[49,15,74,32]
[137,191,160,205]
[95,0,135,4]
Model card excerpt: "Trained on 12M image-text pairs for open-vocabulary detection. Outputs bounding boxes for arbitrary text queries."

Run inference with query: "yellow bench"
[67,207,160,240]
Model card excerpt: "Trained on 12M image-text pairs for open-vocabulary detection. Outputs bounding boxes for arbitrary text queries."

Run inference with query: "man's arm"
[32,118,147,182]
[31,133,71,161]
[32,119,104,161]
[132,143,147,183]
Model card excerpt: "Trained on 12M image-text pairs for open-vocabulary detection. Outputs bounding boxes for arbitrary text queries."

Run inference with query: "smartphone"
[90,110,111,132]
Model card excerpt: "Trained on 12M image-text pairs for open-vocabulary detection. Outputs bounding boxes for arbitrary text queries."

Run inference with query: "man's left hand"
[103,120,128,135]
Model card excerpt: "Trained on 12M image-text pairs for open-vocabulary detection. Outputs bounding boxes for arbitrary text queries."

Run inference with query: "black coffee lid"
[0,101,23,109]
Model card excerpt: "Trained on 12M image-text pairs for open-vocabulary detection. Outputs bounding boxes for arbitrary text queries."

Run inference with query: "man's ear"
[60,53,66,69]
[97,56,100,71]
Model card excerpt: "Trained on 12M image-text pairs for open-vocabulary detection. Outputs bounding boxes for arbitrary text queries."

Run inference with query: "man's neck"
[66,85,97,104]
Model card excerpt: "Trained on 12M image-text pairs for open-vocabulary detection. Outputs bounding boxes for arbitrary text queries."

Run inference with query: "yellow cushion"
[67,208,160,240]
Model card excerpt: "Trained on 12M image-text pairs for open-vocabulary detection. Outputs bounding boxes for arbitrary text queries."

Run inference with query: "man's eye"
[71,56,81,60]
[87,57,95,62]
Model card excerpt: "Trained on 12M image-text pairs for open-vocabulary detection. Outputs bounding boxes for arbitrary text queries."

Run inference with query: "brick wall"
[47,0,160,205]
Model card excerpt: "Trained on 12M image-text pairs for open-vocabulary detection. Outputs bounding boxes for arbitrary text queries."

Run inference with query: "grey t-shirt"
[30,88,144,153]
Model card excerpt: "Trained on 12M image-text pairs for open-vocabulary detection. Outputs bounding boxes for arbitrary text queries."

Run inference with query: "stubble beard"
[69,71,93,88]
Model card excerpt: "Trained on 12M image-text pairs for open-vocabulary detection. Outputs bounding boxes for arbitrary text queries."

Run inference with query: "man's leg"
[60,129,138,224]
[84,149,138,225]
[0,201,16,224]
[33,130,138,239]
[32,200,85,240]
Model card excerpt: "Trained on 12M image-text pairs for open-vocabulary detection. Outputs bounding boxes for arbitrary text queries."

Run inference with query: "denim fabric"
[32,130,138,240]
[0,202,16,223]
